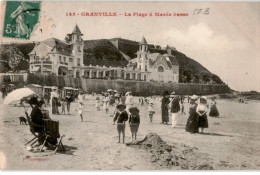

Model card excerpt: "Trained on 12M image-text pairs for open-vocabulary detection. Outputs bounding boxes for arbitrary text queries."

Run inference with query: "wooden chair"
[24,111,45,146]
[40,119,65,153]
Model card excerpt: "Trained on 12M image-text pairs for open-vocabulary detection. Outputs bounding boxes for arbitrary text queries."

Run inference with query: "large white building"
[29,25,84,76]
[29,25,179,83]
[128,37,179,83]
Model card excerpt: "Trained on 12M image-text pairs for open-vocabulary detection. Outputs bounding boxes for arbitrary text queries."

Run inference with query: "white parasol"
[3,88,38,105]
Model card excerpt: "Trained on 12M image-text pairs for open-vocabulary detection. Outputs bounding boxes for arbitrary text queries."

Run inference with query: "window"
[139,65,141,70]
[69,58,73,62]
[77,58,80,66]
[77,46,81,52]
[157,66,164,72]
[64,57,66,63]
[59,56,62,63]
[145,65,147,71]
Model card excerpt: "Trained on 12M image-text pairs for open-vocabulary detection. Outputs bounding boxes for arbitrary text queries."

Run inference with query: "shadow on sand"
[200,132,233,137]
[54,145,78,155]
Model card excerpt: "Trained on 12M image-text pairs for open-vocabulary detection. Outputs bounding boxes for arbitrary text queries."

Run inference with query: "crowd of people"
[2,85,221,148]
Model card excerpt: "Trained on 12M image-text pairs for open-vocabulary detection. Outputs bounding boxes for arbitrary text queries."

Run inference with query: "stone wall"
[69,78,230,96]
[26,74,230,96]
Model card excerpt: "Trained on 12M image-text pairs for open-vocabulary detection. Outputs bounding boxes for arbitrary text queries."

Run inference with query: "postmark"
[2,1,40,39]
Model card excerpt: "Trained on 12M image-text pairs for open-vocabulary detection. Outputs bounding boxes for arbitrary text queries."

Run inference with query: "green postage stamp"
[2,1,40,39]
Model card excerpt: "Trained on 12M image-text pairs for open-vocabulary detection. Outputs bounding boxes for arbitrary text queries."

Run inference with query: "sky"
[0,1,259,92]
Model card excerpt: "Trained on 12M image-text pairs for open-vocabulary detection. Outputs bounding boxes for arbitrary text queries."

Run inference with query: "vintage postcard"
[0,0,259,170]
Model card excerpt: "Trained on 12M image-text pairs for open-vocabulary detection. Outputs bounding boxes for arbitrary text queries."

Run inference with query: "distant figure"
[103,95,109,114]
[78,91,84,121]
[197,96,209,133]
[50,87,59,115]
[65,91,73,115]
[109,93,115,106]
[170,92,180,128]
[148,102,155,123]
[161,91,170,124]
[60,98,66,114]
[129,107,140,141]
[125,92,133,114]
[209,98,219,117]
[95,97,101,111]
[78,101,83,122]
[1,85,7,99]
[186,95,199,133]
[113,103,128,143]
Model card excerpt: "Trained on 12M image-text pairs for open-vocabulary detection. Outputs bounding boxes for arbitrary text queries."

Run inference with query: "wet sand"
[0,95,260,170]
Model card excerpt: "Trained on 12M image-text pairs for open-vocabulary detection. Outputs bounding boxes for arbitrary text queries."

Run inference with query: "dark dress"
[52,97,59,114]
[186,104,199,133]
[161,97,170,123]
[209,102,219,117]
[113,111,128,133]
[129,114,140,133]
[198,110,209,128]
[30,107,44,132]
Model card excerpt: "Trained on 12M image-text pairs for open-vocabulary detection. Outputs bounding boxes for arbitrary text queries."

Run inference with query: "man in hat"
[65,91,73,115]
[170,91,180,128]
[113,103,128,143]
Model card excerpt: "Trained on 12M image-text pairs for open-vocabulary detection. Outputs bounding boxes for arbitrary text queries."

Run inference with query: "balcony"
[30,61,52,64]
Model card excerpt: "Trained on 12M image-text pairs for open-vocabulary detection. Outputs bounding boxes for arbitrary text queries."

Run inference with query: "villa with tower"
[29,25,179,83]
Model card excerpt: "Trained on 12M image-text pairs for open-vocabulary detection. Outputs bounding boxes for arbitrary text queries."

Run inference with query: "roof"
[139,37,148,45]
[72,25,82,34]
[59,66,70,73]
[163,54,179,66]
[41,38,72,56]
[129,58,138,63]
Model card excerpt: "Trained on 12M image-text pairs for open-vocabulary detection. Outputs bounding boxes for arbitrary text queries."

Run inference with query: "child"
[148,102,155,123]
[95,97,100,111]
[113,103,128,143]
[78,101,84,122]
[103,95,110,114]
[60,98,66,114]
[129,107,140,141]
[196,96,209,133]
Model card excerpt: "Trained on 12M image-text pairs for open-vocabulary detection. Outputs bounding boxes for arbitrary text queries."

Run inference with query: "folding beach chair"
[24,111,45,146]
[40,119,65,153]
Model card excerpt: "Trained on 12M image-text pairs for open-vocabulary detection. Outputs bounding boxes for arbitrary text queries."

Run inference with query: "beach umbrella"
[113,90,118,93]
[3,88,38,105]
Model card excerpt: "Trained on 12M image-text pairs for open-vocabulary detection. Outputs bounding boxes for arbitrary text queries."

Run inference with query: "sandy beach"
[0,95,260,170]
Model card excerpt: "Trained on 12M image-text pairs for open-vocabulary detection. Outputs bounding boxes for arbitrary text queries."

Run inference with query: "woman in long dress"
[186,95,199,133]
[209,98,219,117]
[50,87,59,115]
[161,91,170,124]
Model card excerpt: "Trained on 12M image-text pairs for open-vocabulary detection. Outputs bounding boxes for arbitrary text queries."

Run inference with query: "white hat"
[125,92,131,96]
[190,95,198,100]
[52,86,57,90]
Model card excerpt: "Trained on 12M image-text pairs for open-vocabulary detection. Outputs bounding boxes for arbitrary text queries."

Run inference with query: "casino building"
[29,25,179,83]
